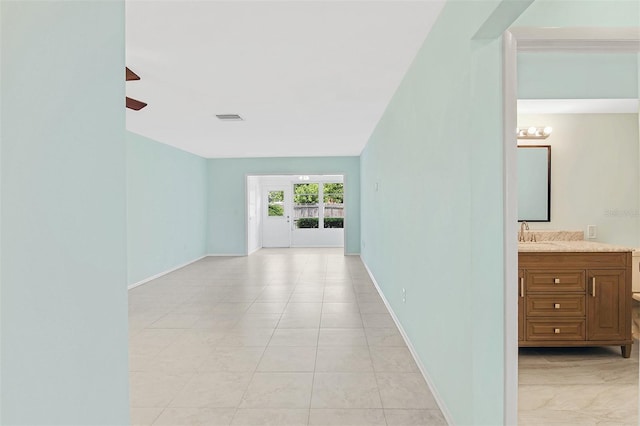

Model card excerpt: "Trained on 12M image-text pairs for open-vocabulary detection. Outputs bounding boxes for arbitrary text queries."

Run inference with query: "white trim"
[245,173,348,255]
[511,27,640,52]
[245,173,250,255]
[290,245,344,248]
[502,29,519,426]
[342,174,348,257]
[245,174,264,255]
[127,255,206,290]
[502,26,640,426]
[360,256,454,426]
[206,253,246,257]
[518,99,640,115]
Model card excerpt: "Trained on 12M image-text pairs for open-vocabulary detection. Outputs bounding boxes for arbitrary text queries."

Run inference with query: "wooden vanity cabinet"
[518,252,632,358]
[587,269,626,342]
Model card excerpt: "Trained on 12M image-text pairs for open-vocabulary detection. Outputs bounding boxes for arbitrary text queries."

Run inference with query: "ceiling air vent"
[216,114,243,121]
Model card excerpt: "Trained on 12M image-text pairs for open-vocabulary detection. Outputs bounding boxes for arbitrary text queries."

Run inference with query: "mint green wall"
[1,1,129,424]
[208,157,360,255]
[0,1,4,420]
[518,53,638,99]
[516,1,640,101]
[514,0,639,26]
[127,132,208,285]
[360,2,510,423]
[360,0,638,425]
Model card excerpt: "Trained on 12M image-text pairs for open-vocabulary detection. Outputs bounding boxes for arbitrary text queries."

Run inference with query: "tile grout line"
[229,275,284,425]
[351,268,389,426]
[145,332,199,425]
[133,250,436,425]
[308,263,328,425]
[234,256,323,425]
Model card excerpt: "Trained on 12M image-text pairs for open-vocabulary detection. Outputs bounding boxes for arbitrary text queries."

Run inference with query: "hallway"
[129,249,445,425]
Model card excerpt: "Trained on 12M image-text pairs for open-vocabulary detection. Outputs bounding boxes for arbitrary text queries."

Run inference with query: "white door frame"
[502,27,640,425]
[245,173,349,255]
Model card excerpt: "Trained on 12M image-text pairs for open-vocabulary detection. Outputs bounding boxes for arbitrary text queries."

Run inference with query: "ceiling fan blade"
[126,67,141,81]
[126,97,147,111]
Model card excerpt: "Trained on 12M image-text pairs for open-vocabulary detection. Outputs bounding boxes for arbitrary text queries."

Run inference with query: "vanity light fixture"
[298,175,310,181]
[517,126,552,139]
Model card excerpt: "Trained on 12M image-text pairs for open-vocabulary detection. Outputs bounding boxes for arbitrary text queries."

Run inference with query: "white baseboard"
[206,253,246,257]
[360,256,454,426]
[247,246,261,256]
[127,255,206,290]
[290,245,344,248]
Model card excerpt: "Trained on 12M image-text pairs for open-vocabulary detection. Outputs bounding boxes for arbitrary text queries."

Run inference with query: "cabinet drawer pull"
[520,278,524,297]
[554,303,560,309]
[591,277,596,297]
[554,278,560,284]
[554,328,560,334]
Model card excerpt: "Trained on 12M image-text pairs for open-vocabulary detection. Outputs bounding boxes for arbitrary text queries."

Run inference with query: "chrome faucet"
[519,221,529,242]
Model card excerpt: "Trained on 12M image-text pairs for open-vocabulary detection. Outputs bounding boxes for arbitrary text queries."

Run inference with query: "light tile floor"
[519,344,639,425]
[129,248,446,426]
[519,300,639,425]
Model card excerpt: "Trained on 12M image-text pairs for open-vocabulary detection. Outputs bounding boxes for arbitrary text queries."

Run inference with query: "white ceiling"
[125,1,446,159]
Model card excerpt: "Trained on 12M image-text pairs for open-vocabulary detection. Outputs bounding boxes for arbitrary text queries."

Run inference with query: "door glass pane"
[268,191,284,216]
[293,183,319,228]
[323,183,344,228]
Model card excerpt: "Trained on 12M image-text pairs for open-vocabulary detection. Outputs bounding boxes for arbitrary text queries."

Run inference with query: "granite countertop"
[518,240,634,253]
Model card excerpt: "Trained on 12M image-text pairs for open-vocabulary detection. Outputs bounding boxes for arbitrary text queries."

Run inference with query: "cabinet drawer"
[526,320,586,341]
[526,270,586,293]
[526,295,585,317]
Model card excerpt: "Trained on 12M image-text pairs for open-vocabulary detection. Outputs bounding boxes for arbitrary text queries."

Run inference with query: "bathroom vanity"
[518,239,633,358]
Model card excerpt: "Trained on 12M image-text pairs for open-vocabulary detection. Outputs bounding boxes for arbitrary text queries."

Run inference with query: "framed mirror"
[517,145,551,222]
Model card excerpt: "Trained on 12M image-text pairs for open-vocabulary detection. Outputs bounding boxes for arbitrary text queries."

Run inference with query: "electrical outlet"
[375,182,379,192]
[587,225,597,239]
[402,288,406,303]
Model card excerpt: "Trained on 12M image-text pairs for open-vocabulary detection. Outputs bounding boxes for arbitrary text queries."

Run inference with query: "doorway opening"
[246,174,346,254]
[503,27,640,424]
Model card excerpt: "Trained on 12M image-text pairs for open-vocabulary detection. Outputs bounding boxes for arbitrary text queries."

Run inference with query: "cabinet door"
[519,269,524,341]
[587,269,626,341]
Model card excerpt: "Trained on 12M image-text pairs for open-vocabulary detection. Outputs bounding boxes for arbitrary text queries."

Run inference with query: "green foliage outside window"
[293,182,344,228]
[268,191,284,217]
[294,183,319,204]
[323,183,344,203]
[268,204,284,216]
[323,218,344,228]
[269,191,284,202]
[297,218,319,228]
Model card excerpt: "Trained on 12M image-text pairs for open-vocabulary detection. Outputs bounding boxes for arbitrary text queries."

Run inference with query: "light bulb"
[543,126,553,136]
[527,126,537,136]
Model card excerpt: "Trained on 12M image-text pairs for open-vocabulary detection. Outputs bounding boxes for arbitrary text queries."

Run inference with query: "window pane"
[268,191,284,216]
[323,183,344,228]
[294,183,319,228]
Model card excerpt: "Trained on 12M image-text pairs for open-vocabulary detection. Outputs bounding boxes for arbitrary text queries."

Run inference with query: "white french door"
[262,185,292,247]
